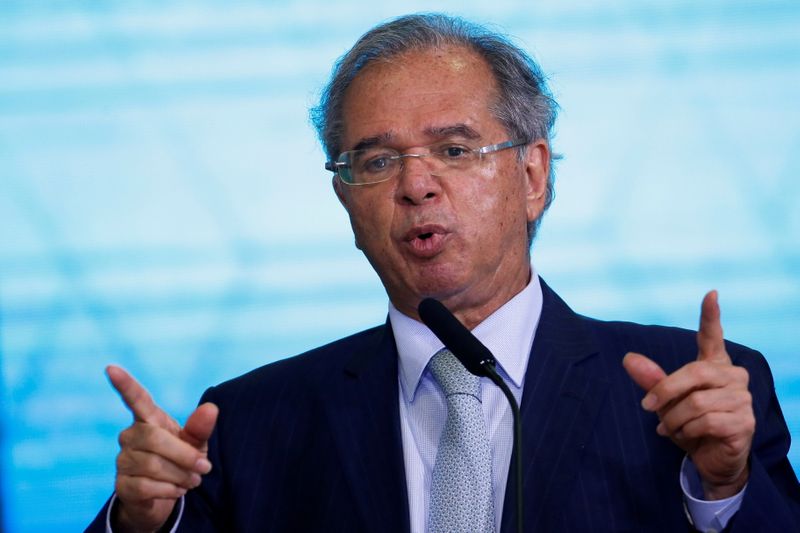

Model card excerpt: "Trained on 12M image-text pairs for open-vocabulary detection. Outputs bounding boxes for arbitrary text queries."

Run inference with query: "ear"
[524,140,550,223]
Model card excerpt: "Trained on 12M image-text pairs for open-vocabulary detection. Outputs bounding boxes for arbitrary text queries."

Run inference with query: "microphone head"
[417,298,495,377]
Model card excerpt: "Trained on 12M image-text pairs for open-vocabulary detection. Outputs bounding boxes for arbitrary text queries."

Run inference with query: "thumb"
[623,352,667,392]
[697,290,730,363]
[180,402,219,450]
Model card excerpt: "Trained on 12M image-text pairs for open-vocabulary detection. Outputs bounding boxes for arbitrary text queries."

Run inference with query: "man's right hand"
[106,365,219,532]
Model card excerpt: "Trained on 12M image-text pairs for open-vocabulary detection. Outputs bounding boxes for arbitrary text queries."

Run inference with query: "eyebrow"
[424,124,481,140]
[348,123,481,152]
[351,133,393,151]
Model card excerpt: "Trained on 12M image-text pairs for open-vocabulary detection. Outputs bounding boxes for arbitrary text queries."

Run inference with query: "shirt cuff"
[105,493,185,533]
[680,456,746,532]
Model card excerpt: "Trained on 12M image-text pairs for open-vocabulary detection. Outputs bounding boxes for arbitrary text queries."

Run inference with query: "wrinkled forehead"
[347,44,498,100]
[339,46,502,148]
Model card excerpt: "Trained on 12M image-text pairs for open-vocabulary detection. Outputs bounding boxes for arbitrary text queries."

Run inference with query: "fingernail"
[176,487,187,497]
[190,473,202,488]
[641,394,657,411]
[656,422,666,436]
[195,458,212,474]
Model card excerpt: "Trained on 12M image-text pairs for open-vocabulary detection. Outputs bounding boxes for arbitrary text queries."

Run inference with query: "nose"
[394,154,442,205]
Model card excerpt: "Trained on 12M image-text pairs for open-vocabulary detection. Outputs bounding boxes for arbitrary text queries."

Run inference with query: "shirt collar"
[389,267,544,403]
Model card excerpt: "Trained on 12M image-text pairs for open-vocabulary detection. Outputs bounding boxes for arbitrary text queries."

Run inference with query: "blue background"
[1,1,798,531]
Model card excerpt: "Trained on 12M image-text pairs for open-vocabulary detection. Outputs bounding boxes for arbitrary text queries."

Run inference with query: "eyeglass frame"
[324,138,529,186]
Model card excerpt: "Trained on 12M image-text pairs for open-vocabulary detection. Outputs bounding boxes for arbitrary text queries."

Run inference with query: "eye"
[364,155,390,173]
[439,144,471,159]
[353,150,396,174]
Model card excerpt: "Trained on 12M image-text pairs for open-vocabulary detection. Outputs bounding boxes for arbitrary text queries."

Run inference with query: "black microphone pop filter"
[417,297,496,377]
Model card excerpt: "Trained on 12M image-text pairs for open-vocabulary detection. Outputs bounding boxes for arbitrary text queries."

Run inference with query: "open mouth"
[403,225,448,257]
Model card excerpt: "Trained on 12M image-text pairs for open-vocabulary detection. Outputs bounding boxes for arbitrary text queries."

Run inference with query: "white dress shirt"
[390,269,542,532]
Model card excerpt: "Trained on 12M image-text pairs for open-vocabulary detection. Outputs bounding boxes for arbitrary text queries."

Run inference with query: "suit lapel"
[322,323,411,533]
[501,279,610,532]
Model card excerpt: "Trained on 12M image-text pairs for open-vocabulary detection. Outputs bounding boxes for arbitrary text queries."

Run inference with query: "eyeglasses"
[325,139,528,185]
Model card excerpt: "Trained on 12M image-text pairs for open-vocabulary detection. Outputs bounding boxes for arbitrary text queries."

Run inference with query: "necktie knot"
[428,348,481,398]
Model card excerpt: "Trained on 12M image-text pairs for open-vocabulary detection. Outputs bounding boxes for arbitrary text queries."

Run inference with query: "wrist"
[112,499,169,533]
[701,465,749,500]
[115,510,157,533]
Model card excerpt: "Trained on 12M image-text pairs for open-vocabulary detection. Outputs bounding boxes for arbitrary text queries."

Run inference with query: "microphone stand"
[480,362,523,533]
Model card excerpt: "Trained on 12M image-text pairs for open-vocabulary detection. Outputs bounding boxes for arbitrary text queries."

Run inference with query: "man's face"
[334,46,549,327]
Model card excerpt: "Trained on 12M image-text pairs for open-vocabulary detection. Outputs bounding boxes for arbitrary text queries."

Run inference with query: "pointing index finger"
[106,365,163,424]
[697,290,729,363]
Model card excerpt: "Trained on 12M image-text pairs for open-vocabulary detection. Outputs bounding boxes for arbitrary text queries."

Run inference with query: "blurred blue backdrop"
[1,1,798,531]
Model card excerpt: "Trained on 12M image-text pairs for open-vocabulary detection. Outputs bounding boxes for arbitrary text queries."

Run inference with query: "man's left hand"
[623,291,754,500]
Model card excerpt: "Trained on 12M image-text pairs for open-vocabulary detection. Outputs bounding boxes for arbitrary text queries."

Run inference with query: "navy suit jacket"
[88,280,800,532]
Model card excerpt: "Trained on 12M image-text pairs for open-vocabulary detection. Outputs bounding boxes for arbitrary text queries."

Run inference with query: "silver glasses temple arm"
[476,139,528,155]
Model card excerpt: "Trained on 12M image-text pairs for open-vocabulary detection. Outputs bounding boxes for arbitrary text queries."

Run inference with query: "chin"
[408,268,469,301]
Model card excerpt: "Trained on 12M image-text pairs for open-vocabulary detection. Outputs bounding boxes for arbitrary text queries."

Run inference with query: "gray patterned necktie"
[428,348,495,533]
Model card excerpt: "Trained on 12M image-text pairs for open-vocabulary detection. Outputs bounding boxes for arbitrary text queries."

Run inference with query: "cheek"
[469,161,527,225]
[347,195,393,247]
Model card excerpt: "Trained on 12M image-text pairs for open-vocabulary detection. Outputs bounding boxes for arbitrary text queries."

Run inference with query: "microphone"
[417,298,524,533]
[417,298,496,376]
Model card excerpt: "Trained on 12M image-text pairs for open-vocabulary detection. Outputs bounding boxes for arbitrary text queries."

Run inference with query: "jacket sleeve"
[726,347,800,531]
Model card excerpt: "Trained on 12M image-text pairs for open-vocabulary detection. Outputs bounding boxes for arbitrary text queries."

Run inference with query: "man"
[87,13,799,532]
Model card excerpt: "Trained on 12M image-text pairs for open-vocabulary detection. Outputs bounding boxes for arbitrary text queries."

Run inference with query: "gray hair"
[310,13,559,242]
